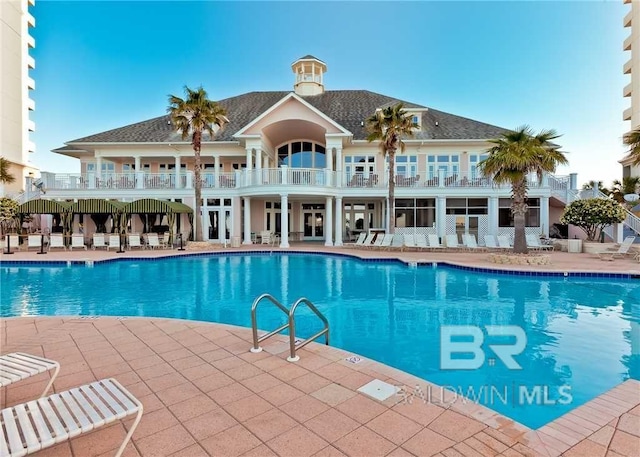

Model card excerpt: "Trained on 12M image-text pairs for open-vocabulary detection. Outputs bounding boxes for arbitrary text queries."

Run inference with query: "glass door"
[207,209,232,243]
[303,210,324,240]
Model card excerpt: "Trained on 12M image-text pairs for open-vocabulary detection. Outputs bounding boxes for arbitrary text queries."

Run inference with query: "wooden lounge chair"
[597,236,636,261]
[70,234,87,251]
[0,353,59,398]
[0,378,143,457]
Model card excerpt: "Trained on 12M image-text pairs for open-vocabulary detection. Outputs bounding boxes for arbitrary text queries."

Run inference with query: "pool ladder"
[250,293,329,362]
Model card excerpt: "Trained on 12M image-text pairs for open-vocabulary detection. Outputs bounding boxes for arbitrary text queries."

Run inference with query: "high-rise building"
[0,0,37,196]
[622,0,640,178]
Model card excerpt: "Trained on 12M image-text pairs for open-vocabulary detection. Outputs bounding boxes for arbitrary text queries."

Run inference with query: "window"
[122,163,150,172]
[276,141,326,168]
[232,163,246,170]
[345,155,376,180]
[343,202,376,232]
[265,201,291,232]
[411,115,421,130]
[86,162,115,173]
[394,155,417,177]
[395,198,435,228]
[498,198,540,227]
[469,154,488,178]
[427,155,459,179]
[446,198,488,215]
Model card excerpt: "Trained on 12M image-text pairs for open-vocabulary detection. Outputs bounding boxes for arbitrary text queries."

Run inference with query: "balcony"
[27,55,35,69]
[624,34,633,51]
[624,106,633,121]
[624,9,633,27]
[27,119,35,132]
[41,172,191,191]
[624,58,633,74]
[27,77,35,90]
[27,98,35,111]
[27,34,35,49]
[624,82,633,98]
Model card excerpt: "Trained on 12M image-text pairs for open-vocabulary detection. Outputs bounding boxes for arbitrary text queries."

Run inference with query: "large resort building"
[622,0,640,178]
[43,56,577,247]
[0,0,37,195]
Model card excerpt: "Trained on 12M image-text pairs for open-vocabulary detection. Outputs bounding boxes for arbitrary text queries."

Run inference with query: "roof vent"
[435,121,439,127]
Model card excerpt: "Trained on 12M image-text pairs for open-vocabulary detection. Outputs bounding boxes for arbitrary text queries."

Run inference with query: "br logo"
[440,325,526,370]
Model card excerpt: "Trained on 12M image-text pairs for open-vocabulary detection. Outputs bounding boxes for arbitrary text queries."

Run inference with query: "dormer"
[292,55,326,96]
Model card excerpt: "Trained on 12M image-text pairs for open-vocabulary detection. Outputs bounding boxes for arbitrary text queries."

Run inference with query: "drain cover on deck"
[357,379,399,401]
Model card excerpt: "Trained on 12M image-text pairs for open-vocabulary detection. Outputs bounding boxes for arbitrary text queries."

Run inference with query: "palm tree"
[478,126,568,254]
[168,86,228,241]
[611,177,640,204]
[366,103,417,233]
[623,128,640,165]
[0,157,15,185]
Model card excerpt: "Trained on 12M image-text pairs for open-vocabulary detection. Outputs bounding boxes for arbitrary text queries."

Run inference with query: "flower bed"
[488,253,550,265]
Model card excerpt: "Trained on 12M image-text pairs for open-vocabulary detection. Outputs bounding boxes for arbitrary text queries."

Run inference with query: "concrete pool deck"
[2,246,639,456]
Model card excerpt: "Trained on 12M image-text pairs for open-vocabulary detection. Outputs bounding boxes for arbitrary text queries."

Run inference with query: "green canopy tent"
[123,199,193,245]
[16,199,73,237]
[68,199,128,234]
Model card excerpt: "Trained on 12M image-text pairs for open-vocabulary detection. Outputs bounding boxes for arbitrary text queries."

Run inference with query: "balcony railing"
[39,169,568,193]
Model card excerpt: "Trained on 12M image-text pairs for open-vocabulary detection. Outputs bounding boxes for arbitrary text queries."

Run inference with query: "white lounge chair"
[415,234,428,251]
[370,234,385,249]
[445,234,462,249]
[345,232,366,248]
[27,235,44,251]
[403,234,416,251]
[48,234,66,251]
[360,233,375,249]
[3,235,20,253]
[146,233,161,249]
[526,234,553,251]
[107,234,121,251]
[0,378,143,457]
[597,236,637,261]
[378,234,394,250]
[391,233,404,250]
[497,235,512,250]
[428,234,444,250]
[70,234,87,250]
[463,234,487,251]
[0,352,59,398]
[484,235,508,250]
[92,234,107,250]
[128,234,143,249]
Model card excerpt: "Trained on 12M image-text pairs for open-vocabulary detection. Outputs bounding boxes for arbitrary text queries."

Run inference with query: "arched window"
[277,141,326,169]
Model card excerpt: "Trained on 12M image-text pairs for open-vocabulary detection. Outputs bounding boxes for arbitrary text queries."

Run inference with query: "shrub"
[560,198,627,241]
[0,197,19,235]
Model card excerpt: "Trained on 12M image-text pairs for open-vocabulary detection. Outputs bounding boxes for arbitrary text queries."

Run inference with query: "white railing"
[244,168,334,187]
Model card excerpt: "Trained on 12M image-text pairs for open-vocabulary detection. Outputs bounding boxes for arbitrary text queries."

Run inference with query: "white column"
[325,197,333,246]
[326,147,333,171]
[335,197,343,246]
[96,156,103,182]
[436,196,447,238]
[540,196,549,237]
[245,148,253,170]
[175,156,182,188]
[214,155,220,188]
[488,197,499,236]
[613,223,625,243]
[256,148,262,170]
[243,197,252,244]
[134,156,144,189]
[263,154,269,168]
[280,194,290,248]
[335,147,343,187]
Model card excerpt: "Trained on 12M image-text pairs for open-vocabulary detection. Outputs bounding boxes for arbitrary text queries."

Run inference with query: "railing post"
[281,165,288,185]
[438,169,445,188]
[185,171,193,189]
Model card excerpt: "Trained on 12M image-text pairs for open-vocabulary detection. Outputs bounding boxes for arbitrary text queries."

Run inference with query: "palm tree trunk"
[512,179,528,254]
[193,131,203,242]
[388,149,396,234]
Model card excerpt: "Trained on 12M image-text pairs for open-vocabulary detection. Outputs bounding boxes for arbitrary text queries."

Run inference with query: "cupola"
[291,55,326,96]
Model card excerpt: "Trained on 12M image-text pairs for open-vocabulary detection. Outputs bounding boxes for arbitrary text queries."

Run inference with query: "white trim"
[234,92,352,138]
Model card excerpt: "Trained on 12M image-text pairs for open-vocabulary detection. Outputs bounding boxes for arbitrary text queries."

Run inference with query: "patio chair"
[597,236,636,261]
[403,234,417,251]
[369,234,385,249]
[0,378,143,457]
[107,234,121,251]
[48,234,66,251]
[0,352,59,398]
[345,232,366,248]
[27,235,44,251]
[92,234,107,250]
[391,233,404,250]
[146,233,161,249]
[497,235,512,249]
[3,234,21,253]
[260,230,272,245]
[128,233,143,249]
[526,234,553,251]
[463,234,487,251]
[445,234,462,250]
[378,234,394,250]
[428,234,444,250]
[360,233,375,249]
[70,234,87,250]
[484,235,508,251]
[415,234,429,250]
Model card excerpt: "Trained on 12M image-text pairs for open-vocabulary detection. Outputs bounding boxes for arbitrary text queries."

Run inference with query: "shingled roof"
[65,90,507,145]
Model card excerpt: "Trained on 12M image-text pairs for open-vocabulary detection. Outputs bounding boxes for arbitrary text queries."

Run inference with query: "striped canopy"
[123,199,193,214]
[16,199,72,215]
[69,199,127,214]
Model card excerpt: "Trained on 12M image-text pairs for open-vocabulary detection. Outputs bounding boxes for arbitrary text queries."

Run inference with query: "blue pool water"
[2,253,639,429]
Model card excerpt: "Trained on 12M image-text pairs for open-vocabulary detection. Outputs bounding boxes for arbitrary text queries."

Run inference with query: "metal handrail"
[250,294,290,353]
[287,297,330,362]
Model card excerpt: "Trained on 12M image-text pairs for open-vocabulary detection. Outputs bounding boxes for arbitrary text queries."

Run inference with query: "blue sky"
[31,1,627,186]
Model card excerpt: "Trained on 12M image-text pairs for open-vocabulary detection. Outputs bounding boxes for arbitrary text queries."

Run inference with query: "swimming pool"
[2,253,639,429]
